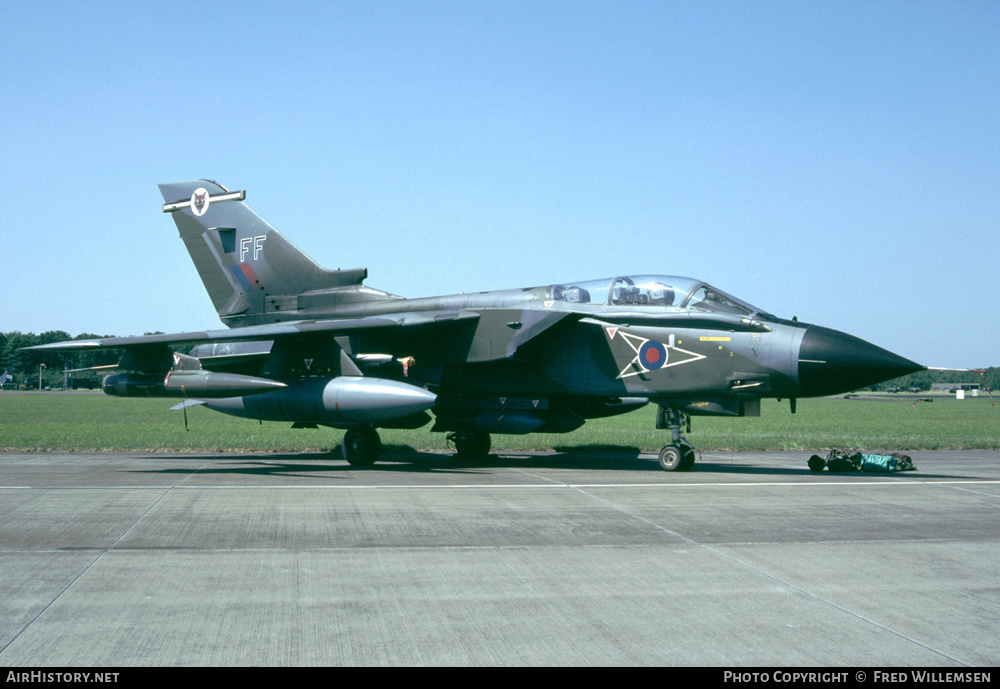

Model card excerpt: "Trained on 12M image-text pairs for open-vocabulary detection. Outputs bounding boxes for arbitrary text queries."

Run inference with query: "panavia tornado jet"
[31,180,925,470]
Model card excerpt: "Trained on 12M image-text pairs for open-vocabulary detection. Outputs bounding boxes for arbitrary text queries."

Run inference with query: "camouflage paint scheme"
[32,180,923,470]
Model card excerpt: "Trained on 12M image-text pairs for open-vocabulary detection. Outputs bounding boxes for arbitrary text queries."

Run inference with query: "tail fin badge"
[192,189,209,216]
[162,188,246,214]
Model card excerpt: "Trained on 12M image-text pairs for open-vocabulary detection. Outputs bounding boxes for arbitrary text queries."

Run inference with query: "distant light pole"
[39,363,46,390]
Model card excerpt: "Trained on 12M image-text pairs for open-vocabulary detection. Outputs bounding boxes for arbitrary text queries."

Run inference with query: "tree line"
[1,330,997,392]
[1,331,122,388]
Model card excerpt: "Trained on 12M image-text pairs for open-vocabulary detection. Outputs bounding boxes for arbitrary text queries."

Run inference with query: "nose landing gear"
[656,405,696,471]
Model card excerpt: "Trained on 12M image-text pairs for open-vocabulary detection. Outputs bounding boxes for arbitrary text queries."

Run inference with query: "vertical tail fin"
[158,180,398,327]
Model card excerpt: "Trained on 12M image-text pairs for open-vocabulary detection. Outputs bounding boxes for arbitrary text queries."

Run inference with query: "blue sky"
[2,1,997,369]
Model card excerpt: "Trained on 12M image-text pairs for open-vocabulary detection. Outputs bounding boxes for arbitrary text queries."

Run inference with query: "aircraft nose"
[797,325,924,397]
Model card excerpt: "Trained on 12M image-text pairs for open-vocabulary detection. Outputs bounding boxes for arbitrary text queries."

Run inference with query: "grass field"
[1,391,997,453]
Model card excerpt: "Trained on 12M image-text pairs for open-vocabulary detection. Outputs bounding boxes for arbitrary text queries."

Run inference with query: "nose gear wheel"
[656,405,696,471]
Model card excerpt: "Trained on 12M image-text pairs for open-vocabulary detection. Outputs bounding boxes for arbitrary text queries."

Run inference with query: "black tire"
[343,426,381,466]
[659,443,695,471]
[452,430,491,460]
[808,455,827,472]
[658,445,683,471]
[678,440,696,471]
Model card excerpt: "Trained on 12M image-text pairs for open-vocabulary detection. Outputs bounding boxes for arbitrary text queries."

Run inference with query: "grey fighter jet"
[32,180,924,470]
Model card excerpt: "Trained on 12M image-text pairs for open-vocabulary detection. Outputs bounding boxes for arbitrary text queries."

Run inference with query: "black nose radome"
[797,326,924,397]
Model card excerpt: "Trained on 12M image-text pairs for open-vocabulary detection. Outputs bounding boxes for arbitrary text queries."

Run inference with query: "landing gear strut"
[656,405,696,471]
[342,425,381,466]
[447,429,491,460]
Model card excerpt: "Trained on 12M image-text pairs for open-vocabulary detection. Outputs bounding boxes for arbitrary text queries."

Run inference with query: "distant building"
[931,383,980,392]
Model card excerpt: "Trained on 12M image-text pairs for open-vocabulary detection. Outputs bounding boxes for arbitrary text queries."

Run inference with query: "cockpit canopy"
[544,275,771,318]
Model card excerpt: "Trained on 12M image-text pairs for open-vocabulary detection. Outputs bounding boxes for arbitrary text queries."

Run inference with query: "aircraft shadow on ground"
[122,447,959,477]
[135,448,658,476]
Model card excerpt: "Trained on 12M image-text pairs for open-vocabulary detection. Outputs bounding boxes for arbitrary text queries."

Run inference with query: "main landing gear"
[341,410,698,470]
[446,429,492,460]
[341,425,495,466]
[656,405,696,471]
[342,425,381,466]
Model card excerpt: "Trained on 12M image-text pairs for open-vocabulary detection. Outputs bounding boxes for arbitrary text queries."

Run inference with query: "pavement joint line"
[568,485,968,667]
[0,535,982,556]
[921,481,1000,499]
[698,543,969,666]
[508,467,575,486]
[0,462,211,657]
